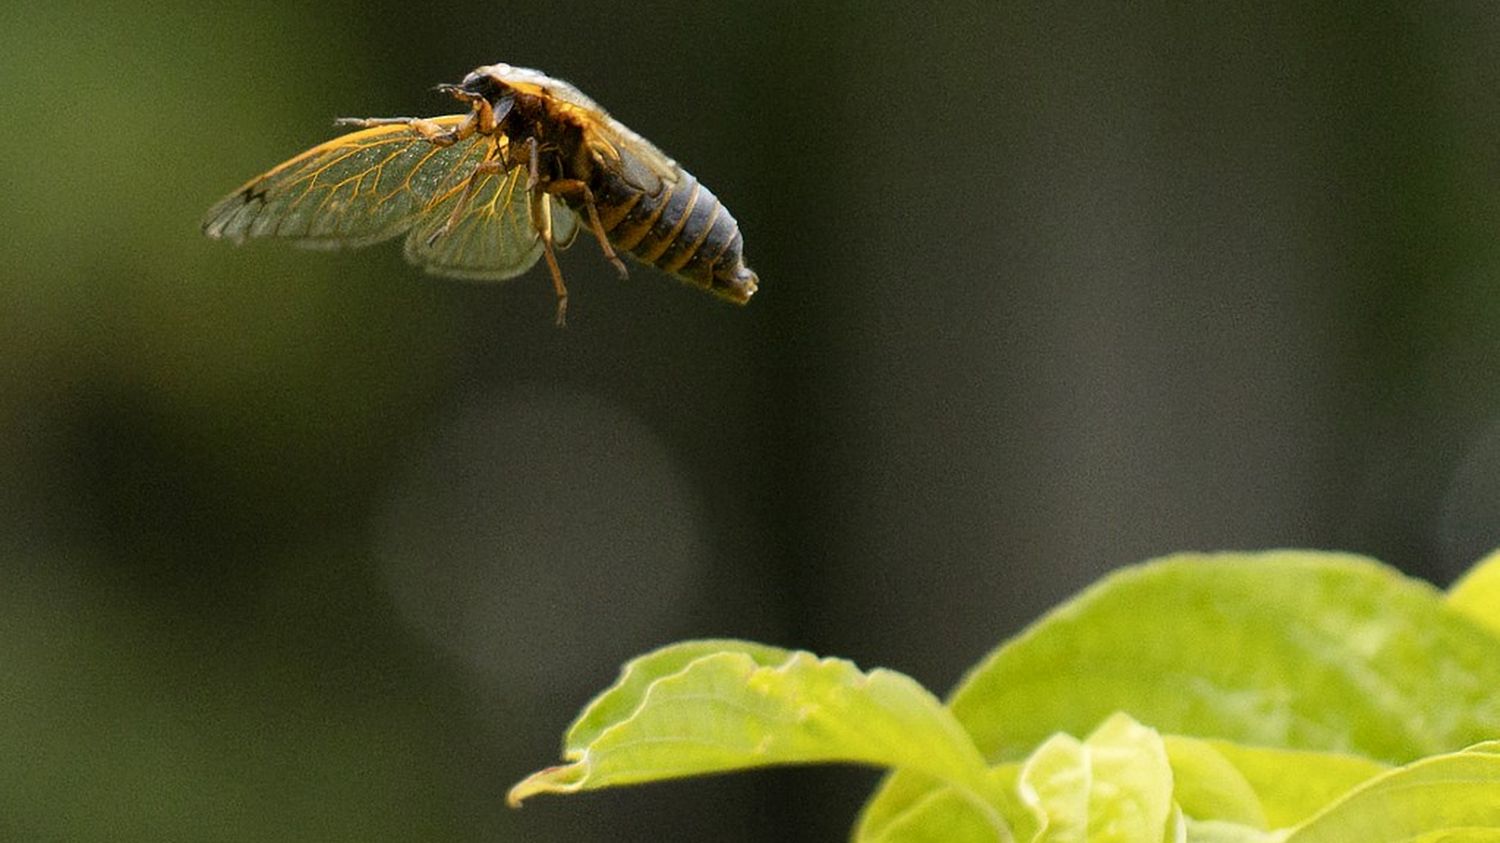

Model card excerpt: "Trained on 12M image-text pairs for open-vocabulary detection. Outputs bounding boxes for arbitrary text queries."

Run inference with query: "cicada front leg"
[335,90,511,147]
[334,114,475,147]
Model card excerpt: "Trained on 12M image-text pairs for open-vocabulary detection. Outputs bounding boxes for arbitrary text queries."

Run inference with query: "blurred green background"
[3,3,1499,840]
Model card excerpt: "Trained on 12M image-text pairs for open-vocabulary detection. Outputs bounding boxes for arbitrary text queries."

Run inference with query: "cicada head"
[463,63,554,99]
[459,63,603,118]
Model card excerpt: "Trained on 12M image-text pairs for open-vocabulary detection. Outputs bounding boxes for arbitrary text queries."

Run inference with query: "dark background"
[4,3,1499,841]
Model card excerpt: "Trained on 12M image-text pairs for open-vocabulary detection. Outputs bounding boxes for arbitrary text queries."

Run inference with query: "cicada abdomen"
[587,144,758,305]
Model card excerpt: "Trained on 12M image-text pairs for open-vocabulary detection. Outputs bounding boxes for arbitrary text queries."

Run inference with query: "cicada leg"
[527,137,569,326]
[434,85,514,135]
[334,113,476,147]
[423,153,506,247]
[335,91,510,148]
[546,178,628,280]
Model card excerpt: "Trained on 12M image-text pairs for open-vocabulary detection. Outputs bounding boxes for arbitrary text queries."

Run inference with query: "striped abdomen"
[588,148,758,304]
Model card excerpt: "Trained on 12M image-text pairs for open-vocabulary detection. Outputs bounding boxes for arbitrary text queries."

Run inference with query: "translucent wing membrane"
[203,117,476,247]
[405,160,578,281]
[202,116,575,281]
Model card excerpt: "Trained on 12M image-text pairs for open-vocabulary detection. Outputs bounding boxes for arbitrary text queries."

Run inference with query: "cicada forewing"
[202,116,575,281]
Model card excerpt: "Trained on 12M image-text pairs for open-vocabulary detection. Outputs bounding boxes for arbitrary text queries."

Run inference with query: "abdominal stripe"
[640,181,702,264]
[663,200,722,274]
[613,183,673,251]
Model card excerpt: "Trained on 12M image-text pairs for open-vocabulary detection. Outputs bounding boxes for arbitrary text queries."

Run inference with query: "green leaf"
[1284,741,1500,841]
[1182,819,1276,843]
[859,715,1186,843]
[853,731,1393,840]
[1161,736,1266,828]
[1019,733,1091,839]
[857,767,1029,843]
[1018,734,1090,839]
[1448,549,1500,640]
[508,642,1005,834]
[1016,713,1175,843]
[560,639,793,753]
[860,551,1500,833]
[948,551,1500,763]
[1204,741,1387,828]
[858,788,1007,843]
[857,771,953,840]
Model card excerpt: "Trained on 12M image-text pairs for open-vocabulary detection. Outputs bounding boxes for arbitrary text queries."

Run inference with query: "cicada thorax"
[582,144,758,305]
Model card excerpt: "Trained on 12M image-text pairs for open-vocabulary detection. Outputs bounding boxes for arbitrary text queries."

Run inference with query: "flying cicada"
[203,63,759,324]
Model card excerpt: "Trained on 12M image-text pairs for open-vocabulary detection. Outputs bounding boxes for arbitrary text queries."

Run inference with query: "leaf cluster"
[512,550,1500,841]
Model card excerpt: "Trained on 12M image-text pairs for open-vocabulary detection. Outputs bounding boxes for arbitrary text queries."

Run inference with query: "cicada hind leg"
[514,136,633,326]
[542,178,629,281]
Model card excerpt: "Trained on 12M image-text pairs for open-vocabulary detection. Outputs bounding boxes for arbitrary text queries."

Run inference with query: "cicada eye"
[460,72,504,101]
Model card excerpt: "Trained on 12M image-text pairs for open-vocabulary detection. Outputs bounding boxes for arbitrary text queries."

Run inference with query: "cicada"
[203,63,759,324]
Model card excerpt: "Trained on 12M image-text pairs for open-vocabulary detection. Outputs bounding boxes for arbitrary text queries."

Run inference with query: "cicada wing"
[553,202,581,249]
[402,163,579,282]
[202,116,484,248]
[588,111,685,197]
